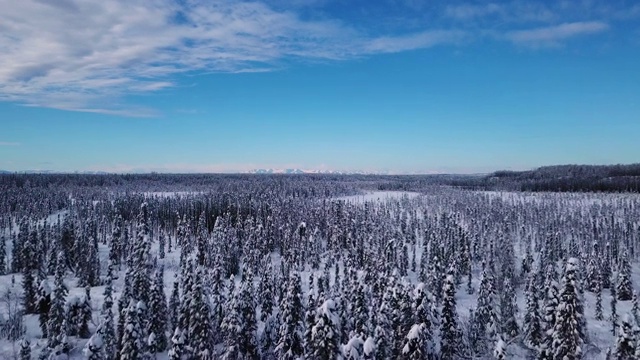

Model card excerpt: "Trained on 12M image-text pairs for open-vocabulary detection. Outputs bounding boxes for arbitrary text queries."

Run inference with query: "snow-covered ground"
[332,190,421,203]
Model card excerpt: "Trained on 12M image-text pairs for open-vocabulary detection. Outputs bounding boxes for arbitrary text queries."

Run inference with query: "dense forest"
[0,173,639,359]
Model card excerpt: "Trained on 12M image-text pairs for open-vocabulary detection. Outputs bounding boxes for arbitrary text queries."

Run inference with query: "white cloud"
[0,0,462,115]
[364,30,467,53]
[506,21,609,47]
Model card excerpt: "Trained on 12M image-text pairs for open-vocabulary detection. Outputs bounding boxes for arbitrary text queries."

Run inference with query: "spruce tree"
[440,274,459,359]
[148,267,169,353]
[311,299,341,360]
[275,273,304,359]
[617,252,633,301]
[46,251,69,354]
[83,332,105,360]
[100,262,116,360]
[614,314,636,360]
[523,276,542,350]
[551,258,584,360]
[0,235,6,275]
[189,267,214,359]
[19,338,30,360]
[119,301,144,360]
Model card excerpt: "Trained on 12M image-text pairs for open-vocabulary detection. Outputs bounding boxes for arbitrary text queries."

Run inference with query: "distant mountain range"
[247,168,388,175]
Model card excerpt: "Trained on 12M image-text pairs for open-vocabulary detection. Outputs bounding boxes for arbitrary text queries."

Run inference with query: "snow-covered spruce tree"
[493,336,507,360]
[617,251,633,301]
[374,289,392,360]
[22,268,37,315]
[168,278,180,333]
[0,234,6,275]
[538,265,560,360]
[343,335,364,360]
[551,258,585,360]
[189,267,215,359]
[595,267,604,321]
[78,286,92,339]
[237,272,259,359]
[119,301,145,360]
[523,275,542,350]
[440,273,459,359]
[614,314,636,359]
[131,204,152,310]
[19,338,30,360]
[632,292,640,326]
[167,327,187,360]
[83,331,105,360]
[221,280,241,360]
[471,269,499,354]
[275,273,304,360]
[38,279,52,338]
[304,291,316,357]
[46,251,69,354]
[352,283,369,337]
[100,262,116,360]
[401,323,430,360]
[262,313,281,359]
[586,242,602,292]
[259,261,275,323]
[612,284,619,336]
[147,266,168,353]
[363,336,376,360]
[311,299,342,360]
[413,282,436,355]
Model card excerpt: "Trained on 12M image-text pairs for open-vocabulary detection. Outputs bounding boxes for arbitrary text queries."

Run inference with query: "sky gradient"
[1,0,639,174]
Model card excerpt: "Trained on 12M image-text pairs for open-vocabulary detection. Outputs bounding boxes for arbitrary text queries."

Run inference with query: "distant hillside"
[481,164,640,192]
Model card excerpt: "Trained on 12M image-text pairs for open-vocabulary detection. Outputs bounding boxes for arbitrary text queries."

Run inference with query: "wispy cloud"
[0,0,462,115]
[0,142,20,146]
[506,21,610,47]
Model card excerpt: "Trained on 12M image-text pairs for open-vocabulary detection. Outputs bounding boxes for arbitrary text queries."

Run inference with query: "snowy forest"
[1,173,639,359]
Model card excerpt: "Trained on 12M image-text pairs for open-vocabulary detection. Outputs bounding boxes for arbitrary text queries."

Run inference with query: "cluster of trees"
[0,174,639,359]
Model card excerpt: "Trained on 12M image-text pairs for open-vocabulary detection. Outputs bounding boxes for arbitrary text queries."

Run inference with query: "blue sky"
[1,0,639,173]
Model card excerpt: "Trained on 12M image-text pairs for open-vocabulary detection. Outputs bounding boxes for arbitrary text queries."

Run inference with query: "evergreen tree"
[100,262,116,360]
[539,265,559,360]
[401,324,428,360]
[119,301,145,360]
[189,267,214,359]
[38,279,52,338]
[168,279,180,333]
[46,251,69,354]
[237,280,259,359]
[275,274,304,359]
[612,284,619,336]
[19,338,30,360]
[78,286,92,339]
[617,252,633,301]
[500,277,519,339]
[523,276,542,350]
[167,328,187,360]
[83,332,105,360]
[595,269,604,321]
[311,299,342,360]
[148,266,169,353]
[614,314,636,360]
[440,274,459,359]
[551,258,584,360]
[0,235,6,275]
[471,270,499,355]
[22,270,37,314]
[493,336,507,360]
